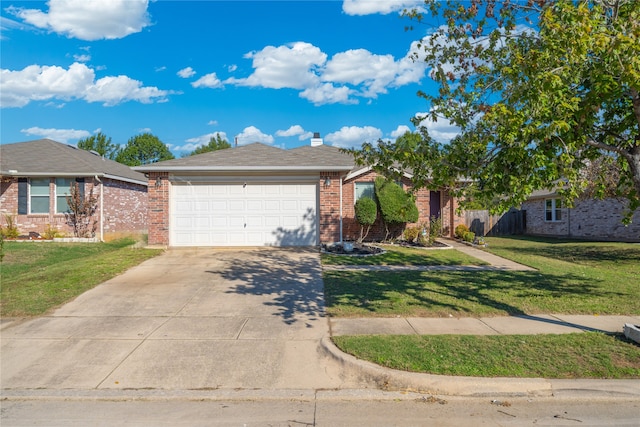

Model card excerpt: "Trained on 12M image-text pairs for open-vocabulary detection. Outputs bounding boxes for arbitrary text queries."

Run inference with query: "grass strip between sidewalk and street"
[332,333,640,379]
[1,239,162,317]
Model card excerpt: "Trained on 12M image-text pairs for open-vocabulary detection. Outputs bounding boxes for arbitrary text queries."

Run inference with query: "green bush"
[428,215,443,245]
[355,197,377,242]
[403,226,420,242]
[463,231,476,243]
[1,215,20,239]
[374,177,419,240]
[455,224,469,239]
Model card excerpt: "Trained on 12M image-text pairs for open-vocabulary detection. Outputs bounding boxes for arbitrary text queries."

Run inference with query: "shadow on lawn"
[323,268,614,317]
[211,248,325,325]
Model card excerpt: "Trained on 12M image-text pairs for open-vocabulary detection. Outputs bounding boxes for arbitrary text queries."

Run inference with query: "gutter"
[132,165,354,173]
[0,171,147,187]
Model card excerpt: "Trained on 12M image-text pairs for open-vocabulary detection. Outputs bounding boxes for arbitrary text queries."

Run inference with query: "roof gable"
[0,139,147,185]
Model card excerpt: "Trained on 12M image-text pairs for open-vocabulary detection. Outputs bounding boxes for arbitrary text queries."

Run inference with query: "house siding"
[522,197,640,242]
[0,176,147,240]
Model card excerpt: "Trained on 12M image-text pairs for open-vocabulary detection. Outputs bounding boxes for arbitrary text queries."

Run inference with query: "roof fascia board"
[0,171,147,186]
[134,165,354,172]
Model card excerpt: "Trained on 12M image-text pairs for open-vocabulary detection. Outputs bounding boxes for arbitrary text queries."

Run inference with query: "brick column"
[147,172,169,246]
[318,171,342,243]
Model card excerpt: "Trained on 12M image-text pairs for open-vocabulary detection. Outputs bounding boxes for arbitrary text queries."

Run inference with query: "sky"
[0,0,459,156]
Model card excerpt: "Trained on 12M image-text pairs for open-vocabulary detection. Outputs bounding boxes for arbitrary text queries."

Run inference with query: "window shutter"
[18,178,28,214]
[76,178,85,199]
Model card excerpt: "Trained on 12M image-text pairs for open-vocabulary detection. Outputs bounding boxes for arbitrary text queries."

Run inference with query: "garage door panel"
[171,182,317,247]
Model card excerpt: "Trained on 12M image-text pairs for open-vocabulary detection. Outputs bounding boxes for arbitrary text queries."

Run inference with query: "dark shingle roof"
[134,142,355,172]
[0,139,147,185]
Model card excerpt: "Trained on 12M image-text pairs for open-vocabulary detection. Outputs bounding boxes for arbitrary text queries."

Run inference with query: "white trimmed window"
[55,178,74,213]
[29,178,50,214]
[545,199,562,222]
[355,182,375,201]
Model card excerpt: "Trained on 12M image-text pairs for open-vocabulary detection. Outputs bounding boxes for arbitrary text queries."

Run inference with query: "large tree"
[187,134,231,156]
[77,132,119,160]
[115,133,174,166]
[351,0,640,221]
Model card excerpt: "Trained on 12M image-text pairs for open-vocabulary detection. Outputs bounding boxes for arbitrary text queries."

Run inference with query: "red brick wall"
[339,170,461,241]
[147,172,170,246]
[318,171,342,243]
[0,176,147,239]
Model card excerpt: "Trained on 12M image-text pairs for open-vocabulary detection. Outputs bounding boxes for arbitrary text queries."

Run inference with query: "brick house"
[135,135,463,247]
[522,189,640,242]
[0,139,148,240]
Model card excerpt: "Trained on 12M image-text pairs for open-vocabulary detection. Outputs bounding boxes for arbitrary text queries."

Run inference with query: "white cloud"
[8,0,150,41]
[325,126,383,149]
[323,48,425,98]
[73,53,91,62]
[342,0,423,16]
[415,110,460,144]
[225,41,426,105]
[208,120,218,126]
[228,64,237,72]
[300,83,355,105]
[235,126,274,146]
[0,62,174,108]
[177,67,196,78]
[276,125,305,137]
[192,72,222,88]
[169,131,229,152]
[390,125,411,139]
[21,126,90,144]
[226,42,325,90]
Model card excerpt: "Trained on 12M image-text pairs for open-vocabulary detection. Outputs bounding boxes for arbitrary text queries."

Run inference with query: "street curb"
[319,337,640,399]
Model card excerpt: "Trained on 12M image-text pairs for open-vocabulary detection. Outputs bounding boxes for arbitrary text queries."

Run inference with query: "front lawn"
[1,239,162,317]
[323,237,640,317]
[333,333,640,379]
[322,244,487,266]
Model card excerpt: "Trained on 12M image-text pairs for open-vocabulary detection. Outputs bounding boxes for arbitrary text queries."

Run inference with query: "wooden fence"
[465,209,526,236]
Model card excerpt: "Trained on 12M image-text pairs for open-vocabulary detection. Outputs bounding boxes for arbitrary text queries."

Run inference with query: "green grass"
[1,239,162,317]
[322,245,487,266]
[333,333,640,379]
[323,237,640,317]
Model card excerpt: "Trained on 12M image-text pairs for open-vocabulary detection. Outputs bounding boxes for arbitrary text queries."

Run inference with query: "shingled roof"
[134,142,355,172]
[0,139,147,185]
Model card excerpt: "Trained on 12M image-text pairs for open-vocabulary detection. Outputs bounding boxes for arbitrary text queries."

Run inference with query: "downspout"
[339,176,344,243]
[94,175,104,242]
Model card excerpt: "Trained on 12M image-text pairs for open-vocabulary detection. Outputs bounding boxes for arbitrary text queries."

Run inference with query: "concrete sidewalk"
[444,239,536,271]
[331,314,640,336]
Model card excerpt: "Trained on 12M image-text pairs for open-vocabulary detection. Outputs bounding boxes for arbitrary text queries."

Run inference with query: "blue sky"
[1,0,458,155]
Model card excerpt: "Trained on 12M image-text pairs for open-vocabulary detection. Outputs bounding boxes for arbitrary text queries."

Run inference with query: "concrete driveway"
[1,248,359,391]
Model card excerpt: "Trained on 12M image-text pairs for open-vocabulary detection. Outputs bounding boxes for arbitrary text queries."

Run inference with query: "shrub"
[428,215,443,245]
[463,231,476,243]
[455,224,469,239]
[1,215,20,239]
[355,197,377,243]
[65,182,98,238]
[403,226,420,242]
[42,224,64,240]
[374,177,419,241]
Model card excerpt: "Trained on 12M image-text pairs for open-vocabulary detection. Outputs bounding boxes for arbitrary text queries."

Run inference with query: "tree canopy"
[350,0,640,221]
[77,132,119,160]
[115,133,174,166]
[187,134,231,156]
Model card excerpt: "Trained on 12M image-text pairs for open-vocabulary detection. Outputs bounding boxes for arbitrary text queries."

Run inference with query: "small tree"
[354,197,377,243]
[65,182,98,238]
[187,134,231,156]
[374,177,419,241]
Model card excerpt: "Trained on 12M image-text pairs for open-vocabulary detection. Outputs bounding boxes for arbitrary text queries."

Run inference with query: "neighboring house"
[0,139,148,240]
[135,135,464,247]
[522,189,640,242]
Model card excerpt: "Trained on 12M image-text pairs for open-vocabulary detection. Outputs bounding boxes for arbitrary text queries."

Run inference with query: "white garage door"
[170,181,318,246]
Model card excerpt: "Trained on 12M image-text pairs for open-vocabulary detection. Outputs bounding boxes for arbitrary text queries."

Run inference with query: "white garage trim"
[170,179,319,247]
